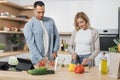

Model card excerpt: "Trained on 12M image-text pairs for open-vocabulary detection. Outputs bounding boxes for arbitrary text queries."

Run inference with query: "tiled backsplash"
[0,34,71,51]
[0,34,26,51]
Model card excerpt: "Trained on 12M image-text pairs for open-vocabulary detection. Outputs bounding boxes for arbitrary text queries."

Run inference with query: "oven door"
[99,34,118,51]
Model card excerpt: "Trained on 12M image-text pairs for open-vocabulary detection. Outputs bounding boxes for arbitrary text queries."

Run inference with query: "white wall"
[20,0,36,5]
[10,0,120,32]
[8,0,20,4]
[45,0,120,32]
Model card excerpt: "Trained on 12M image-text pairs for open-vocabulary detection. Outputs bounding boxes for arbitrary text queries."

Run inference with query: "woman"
[68,12,100,66]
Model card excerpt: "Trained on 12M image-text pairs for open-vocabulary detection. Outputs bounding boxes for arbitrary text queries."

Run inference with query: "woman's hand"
[81,58,90,65]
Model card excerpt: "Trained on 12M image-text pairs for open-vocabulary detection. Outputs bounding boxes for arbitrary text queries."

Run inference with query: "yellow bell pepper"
[118,44,120,53]
[68,63,76,72]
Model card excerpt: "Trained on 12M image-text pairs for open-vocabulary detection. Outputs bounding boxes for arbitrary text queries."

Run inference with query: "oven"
[98,29,118,51]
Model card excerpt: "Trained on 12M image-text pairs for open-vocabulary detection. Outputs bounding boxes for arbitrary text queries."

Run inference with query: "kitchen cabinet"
[0,16,28,22]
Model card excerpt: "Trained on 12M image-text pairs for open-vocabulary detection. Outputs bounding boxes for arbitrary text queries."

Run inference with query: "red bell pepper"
[74,65,85,74]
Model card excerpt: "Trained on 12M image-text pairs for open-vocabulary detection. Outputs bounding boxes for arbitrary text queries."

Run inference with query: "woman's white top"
[74,29,92,55]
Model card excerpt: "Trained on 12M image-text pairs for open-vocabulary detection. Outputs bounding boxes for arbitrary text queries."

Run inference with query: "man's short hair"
[34,1,45,8]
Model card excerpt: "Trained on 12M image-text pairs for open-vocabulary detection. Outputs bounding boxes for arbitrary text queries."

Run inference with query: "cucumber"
[28,70,55,75]
[28,66,47,75]
[31,70,54,75]
[28,67,55,75]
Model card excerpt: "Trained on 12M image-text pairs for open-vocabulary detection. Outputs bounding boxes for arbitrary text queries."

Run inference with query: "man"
[23,1,60,65]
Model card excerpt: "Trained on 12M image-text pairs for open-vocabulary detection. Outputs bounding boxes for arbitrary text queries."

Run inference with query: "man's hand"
[72,53,77,61]
[35,59,46,68]
[52,52,57,59]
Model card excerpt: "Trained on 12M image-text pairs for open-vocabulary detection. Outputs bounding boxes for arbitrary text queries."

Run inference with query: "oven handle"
[99,35,118,37]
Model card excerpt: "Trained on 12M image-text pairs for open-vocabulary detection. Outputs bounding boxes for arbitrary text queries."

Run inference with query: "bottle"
[64,40,68,51]
[60,39,64,51]
[100,52,108,74]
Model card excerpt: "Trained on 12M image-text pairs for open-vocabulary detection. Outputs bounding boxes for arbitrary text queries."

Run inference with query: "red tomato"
[38,61,46,67]
[74,65,85,74]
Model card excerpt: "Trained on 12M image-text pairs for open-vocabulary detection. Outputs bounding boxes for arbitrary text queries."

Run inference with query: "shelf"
[59,32,71,35]
[58,50,69,54]
[22,5,33,10]
[0,0,33,10]
[0,50,28,58]
[0,16,28,22]
[0,31,23,34]
[0,30,72,35]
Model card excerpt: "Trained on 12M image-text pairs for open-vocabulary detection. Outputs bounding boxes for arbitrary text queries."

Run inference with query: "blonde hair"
[74,12,90,30]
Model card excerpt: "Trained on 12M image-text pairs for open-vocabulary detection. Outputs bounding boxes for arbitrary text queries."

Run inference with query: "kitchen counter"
[0,67,119,80]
